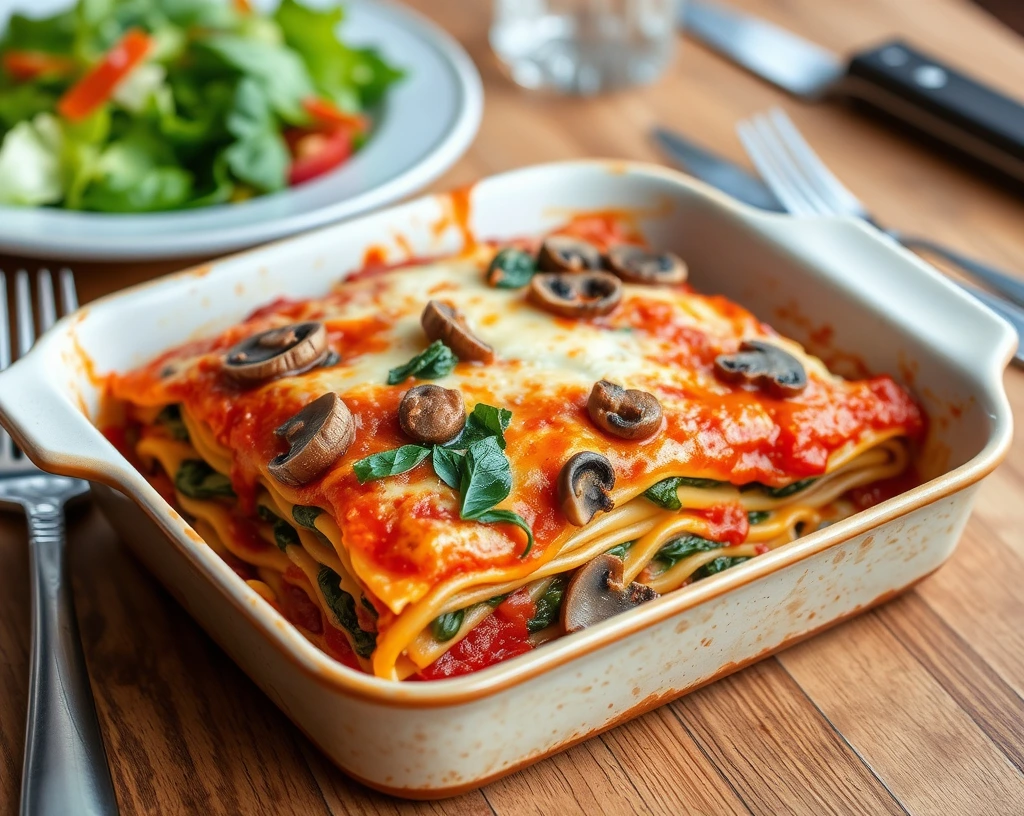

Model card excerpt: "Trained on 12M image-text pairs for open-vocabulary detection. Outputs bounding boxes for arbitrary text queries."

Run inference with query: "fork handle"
[21,500,119,816]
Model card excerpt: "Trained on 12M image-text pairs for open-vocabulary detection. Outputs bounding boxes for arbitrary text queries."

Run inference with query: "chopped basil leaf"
[158,405,189,441]
[654,534,720,569]
[528,576,567,633]
[353,445,431,483]
[386,340,458,385]
[747,510,770,526]
[291,505,323,530]
[643,476,727,510]
[446,403,513,450]
[606,540,634,560]
[761,478,817,498]
[358,406,533,556]
[175,460,235,500]
[487,247,536,289]
[431,446,464,490]
[317,566,376,658]
[257,505,299,551]
[459,437,512,517]
[431,609,465,642]
[694,556,749,580]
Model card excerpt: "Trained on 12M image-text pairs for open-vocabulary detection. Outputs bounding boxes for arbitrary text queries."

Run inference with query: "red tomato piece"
[57,29,152,121]
[417,610,534,680]
[323,624,362,671]
[694,503,750,546]
[287,126,354,186]
[302,96,368,131]
[281,582,323,635]
[2,51,77,81]
[496,588,537,630]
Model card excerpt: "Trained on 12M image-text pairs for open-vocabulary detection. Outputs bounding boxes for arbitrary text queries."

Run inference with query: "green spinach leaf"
[747,510,770,525]
[643,476,728,510]
[694,556,749,580]
[157,404,189,440]
[175,460,235,500]
[386,340,458,385]
[291,505,322,530]
[487,247,536,289]
[654,534,720,570]
[353,444,431,483]
[431,446,464,490]
[317,566,376,658]
[448,403,513,450]
[606,540,634,560]
[458,436,512,517]
[431,609,465,642]
[760,478,816,499]
[257,505,299,551]
[528,576,566,633]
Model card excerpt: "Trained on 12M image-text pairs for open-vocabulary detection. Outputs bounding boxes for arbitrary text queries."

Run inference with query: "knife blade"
[652,127,785,212]
[683,1,1024,186]
[652,126,1024,365]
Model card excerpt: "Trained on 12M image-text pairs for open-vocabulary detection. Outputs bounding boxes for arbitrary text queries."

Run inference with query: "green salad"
[0,0,403,211]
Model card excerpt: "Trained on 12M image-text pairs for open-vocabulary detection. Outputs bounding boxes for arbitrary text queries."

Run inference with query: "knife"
[652,127,1024,365]
[682,1,1024,186]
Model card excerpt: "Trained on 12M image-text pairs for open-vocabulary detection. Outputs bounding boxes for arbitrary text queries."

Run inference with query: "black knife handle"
[844,39,1024,183]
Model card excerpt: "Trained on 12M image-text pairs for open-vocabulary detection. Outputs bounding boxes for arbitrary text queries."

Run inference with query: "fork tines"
[736,108,867,219]
[0,268,78,465]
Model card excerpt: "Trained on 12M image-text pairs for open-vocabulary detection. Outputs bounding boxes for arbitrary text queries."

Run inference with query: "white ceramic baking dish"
[0,161,1014,798]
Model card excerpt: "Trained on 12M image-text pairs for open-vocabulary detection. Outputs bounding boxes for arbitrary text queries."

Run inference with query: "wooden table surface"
[3,0,1024,813]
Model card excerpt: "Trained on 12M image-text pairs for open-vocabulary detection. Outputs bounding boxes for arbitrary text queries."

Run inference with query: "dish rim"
[0,159,1015,707]
[0,0,484,261]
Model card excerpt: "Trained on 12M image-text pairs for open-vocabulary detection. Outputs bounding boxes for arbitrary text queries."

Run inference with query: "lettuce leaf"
[274,0,402,110]
[0,113,64,205]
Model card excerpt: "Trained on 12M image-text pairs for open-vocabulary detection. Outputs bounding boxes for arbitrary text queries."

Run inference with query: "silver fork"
[0,270,119,816]
[737,108,1024,312]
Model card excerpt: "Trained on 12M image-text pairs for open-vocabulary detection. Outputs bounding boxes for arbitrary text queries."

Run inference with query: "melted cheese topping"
[109,247,923,618]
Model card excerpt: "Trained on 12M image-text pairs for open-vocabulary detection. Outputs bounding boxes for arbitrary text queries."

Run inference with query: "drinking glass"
[490,0,682,95]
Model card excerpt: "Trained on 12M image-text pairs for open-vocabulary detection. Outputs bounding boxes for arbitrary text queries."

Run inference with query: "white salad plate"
[0,161,1014,797]
[0,0,483,261]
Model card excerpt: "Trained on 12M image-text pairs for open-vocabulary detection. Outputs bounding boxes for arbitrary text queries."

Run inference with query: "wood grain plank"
[299,738,493,816]
[482,737,650,816]
[0,518,29,814]
[69,510,330,816]
[672,660,904,816]
[876,591,1024,772]
[778,609,1024,816]
[915,518,1024,696]
[598,708,752,816]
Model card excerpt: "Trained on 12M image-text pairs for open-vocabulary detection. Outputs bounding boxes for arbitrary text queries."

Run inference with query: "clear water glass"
[490,0,681,95]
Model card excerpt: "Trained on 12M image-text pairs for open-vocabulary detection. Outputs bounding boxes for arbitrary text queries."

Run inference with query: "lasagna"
[105,221,924,681]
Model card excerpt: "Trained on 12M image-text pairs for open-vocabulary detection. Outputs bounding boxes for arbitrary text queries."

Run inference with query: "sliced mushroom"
[399,384,466,445]
[537,236,602,273]
[224,322,328,385]
[606,245,688,285]
[558,451,616,526]
[421,300,494,363]
[562,554,660,634]
[269,393,354,487]
[714,340,808,398]
[587,380,663,441]
[528,271,622,319]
